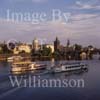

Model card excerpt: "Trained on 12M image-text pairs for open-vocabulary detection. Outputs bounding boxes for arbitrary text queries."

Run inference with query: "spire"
[55,37,60,42]
[56,37,58,41]
[67,39,70,47]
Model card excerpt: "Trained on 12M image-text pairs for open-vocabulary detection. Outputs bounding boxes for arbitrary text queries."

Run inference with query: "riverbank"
[0,54,100,62]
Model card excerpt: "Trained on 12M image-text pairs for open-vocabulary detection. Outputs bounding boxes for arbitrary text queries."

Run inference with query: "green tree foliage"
[41,46,52,56]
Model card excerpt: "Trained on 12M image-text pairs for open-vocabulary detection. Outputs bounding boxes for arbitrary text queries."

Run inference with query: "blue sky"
[0,0,100,47]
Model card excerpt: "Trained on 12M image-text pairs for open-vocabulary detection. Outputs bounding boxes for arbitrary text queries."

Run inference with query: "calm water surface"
[0,60,100,100]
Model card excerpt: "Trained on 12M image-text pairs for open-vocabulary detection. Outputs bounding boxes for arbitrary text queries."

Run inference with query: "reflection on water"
[0,62,10,75]
[0,60,100,100]
[10,67,88,76]
[49,68,88,78]
[0,60,99,78]
[0,58,89,76]
[9,59,88,76]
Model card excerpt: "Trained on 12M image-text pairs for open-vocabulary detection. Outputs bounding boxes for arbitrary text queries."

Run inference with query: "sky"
[0,0,100,47]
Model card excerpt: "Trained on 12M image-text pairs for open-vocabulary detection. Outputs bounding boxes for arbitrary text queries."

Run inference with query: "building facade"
[13,44,31,54]
[32,38,39,51]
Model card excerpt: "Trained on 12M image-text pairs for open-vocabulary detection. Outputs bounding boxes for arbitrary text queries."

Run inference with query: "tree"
[73,44,82,60]
[2,44,13,54]
[41,46,52,56]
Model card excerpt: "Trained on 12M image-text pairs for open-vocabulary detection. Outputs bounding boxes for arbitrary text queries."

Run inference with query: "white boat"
[7,57,14,62]
[7,56,23,62]
[50,62,87,73]
[11,61,32,73]
[11,61,47,74]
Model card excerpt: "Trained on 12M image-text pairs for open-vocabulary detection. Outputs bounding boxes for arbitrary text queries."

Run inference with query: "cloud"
[71,0,100,10]
[76,1,94,9]
[0,13,100,47]
[71,14,99,21]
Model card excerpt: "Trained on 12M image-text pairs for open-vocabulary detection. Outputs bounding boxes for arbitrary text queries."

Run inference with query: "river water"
[0,60,100,100]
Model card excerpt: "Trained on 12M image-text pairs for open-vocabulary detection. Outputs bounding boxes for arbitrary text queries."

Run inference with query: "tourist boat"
[50,62,88,73]
[11,61,32,73]
[7,57,14,62]
[7,56,23,62]
[11,61,47,74]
